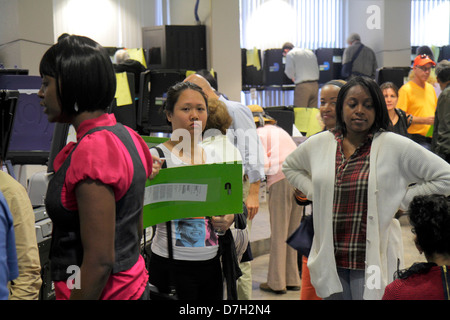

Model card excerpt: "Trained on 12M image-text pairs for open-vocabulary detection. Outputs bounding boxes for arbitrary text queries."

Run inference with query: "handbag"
[287,205,314,257]
[148,221,179,300]
[341,44,364,79]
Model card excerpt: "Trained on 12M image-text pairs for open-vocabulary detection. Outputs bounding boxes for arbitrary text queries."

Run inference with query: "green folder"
[140,135,169,148]
[143,162,243,228]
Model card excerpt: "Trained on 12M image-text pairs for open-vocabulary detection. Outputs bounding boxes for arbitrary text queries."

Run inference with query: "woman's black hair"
[409,194,450,258]
[164,81,208,115]
[394,194,450,280]
[335,76,391,135]
[39,34,116,116]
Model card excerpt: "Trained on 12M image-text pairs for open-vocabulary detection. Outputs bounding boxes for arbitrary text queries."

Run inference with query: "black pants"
[138,282,151,300]
[148,252,223,300]
[411,134,432,150]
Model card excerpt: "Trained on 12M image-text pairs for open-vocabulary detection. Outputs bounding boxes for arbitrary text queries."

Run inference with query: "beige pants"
[294,81,319,108]
[267,178,302,291]
[236,179,252,300]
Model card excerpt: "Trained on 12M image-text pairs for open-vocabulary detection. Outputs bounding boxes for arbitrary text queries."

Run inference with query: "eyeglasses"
[416,65,434,72]
[415,54,435,72]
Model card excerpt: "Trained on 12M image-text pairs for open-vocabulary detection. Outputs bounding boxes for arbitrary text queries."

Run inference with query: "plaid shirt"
[333,130,373,270]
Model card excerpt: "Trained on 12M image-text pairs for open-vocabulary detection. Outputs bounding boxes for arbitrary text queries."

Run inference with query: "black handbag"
[148,221,178,300]
[287,205,314,257]
[341,44,364,79]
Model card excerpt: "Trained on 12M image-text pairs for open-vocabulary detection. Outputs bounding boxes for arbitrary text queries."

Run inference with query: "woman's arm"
[411,115,434,125]
[70,179,116,300]
[400,140,450,209]
[211,214,235,233]
[282,144,314,200]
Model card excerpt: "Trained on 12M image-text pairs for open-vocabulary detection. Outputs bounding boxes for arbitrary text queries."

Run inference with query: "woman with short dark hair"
[283,76,450,300]
[38,34,160,300]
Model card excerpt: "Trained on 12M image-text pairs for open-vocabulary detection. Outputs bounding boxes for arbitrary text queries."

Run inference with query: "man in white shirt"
[282,42,320,108]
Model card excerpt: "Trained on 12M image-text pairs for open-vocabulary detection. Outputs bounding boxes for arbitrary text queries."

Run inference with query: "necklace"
[389,111,399,126]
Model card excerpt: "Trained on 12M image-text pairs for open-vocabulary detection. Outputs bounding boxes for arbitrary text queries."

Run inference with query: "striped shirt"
[333,130,372,270]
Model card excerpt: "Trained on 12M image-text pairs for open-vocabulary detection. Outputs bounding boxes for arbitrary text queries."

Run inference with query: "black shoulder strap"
[152,146,167,169]
[150,146,176,294]
[351,44,364,63]
[150,146,172,260]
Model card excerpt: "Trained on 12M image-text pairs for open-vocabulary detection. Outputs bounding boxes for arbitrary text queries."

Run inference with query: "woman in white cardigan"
[283,76,450,300]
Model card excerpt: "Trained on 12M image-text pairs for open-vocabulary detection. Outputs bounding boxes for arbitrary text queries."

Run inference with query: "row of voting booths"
[241,45,450,138]
[241,47,344,137]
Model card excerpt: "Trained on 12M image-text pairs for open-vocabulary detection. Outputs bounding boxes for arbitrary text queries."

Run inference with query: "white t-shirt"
[149,144,219,261]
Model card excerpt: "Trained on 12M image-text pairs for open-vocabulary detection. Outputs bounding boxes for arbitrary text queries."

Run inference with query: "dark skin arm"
[70,179,116,300]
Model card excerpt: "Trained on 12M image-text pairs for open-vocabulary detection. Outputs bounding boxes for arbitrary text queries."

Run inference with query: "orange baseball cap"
[413,54,436,67]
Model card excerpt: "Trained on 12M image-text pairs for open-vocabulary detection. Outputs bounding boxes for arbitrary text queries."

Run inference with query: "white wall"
[148,0,242,101]
[0,0,415,92]
[210,0,241,101]
[345,0,411,68]
[381,0,411,67]
[0,0,54,75]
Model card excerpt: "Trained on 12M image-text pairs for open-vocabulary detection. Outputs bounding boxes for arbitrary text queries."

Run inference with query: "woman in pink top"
[249,105,302,295]
[38,34,162,300]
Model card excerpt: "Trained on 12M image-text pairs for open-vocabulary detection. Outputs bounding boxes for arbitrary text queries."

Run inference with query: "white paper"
[144,183,208,205]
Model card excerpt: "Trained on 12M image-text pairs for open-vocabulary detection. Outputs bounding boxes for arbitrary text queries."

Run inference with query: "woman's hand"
[294,188,307,200]
[246,181,260,220]
[294,188,312,206]
[210,214,235,234]
[150,155,165,180]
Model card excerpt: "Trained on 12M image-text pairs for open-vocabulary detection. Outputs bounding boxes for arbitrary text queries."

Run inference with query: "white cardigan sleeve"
[395,134,450,210]
[282,136,314,200]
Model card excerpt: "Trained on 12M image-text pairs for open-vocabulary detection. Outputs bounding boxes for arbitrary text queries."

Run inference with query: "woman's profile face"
[38,75,63,123]
[342,84,376,137]
[167,88,208,135]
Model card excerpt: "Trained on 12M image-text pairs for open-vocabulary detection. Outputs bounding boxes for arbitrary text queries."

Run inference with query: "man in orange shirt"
[397,54,437,149]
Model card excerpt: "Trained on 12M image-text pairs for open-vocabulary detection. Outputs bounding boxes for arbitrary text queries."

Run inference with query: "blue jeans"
[325,268,365,300]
